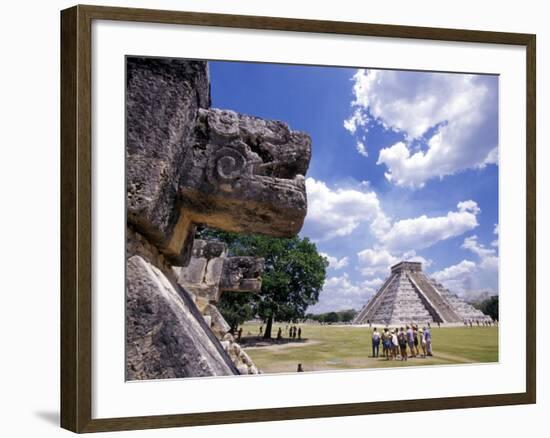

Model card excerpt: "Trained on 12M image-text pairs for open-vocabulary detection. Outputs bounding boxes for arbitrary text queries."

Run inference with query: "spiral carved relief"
[206,142,259,192]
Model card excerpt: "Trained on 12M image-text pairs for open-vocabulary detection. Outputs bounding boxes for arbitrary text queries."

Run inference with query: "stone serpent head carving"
[126,57,312,265]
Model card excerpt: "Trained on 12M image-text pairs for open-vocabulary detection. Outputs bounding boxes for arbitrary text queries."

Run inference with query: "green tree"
[198,228,328,338]
[324,312,339,324]
[477,295,499,321]
[217,293,255,333]
[304,309,357,324]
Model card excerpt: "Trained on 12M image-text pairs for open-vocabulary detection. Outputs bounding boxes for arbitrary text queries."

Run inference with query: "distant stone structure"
[353,261,492,325]
[175,239,264,375]
[125,57,311,380]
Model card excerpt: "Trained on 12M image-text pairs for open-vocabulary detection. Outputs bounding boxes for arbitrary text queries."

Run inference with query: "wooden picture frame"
[60,4,536,433]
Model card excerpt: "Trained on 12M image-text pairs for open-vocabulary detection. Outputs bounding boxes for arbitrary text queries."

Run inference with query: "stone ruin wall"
[125,57,312,380]
[175,239,265,375]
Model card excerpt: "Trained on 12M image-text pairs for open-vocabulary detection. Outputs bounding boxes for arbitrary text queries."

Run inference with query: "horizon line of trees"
[472,295,499,321]
[305,309,358,324]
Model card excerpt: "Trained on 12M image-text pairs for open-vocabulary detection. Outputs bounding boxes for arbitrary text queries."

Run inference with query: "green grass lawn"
[239,323,498,374]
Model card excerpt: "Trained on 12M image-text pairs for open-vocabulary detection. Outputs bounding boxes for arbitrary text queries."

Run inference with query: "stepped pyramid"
[353,261,492,325]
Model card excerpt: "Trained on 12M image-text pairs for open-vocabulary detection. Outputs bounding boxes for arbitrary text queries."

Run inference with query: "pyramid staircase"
[428,278,492,322]
[353,261,493,325]
[353,273,396,324]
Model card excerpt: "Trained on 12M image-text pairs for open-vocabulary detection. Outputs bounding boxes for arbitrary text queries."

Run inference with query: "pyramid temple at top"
[353,261,492,326]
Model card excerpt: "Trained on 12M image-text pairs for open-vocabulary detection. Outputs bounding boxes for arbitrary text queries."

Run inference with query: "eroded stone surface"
[126,255,237,380]
[178,239,264,303]
[179,108,311,240]
[204,304,231,337]
[126,57,311,379]
[126,58,209,264]
[127,58,311,266]
[220,256,264,294]
[176,239,265,373]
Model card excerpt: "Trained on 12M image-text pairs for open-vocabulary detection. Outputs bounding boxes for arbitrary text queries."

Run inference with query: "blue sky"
[210,61,499,313]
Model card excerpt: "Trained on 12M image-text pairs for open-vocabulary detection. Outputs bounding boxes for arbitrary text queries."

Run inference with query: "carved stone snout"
[178,240,264,303]
[220,257,264,294]
[179,108,311,242]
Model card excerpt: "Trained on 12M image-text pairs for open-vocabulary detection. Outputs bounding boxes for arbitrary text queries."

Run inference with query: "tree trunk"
[263,316,273,339]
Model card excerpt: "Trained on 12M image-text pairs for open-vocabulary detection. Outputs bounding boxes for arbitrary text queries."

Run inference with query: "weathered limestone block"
[127,58,311,266]
[220,256,264,294]
[177,240,226,301]
[178,239,264,303]
[126,255,238,380]
[126,226,173,276]
[220,340,230,352]
[194,296,210,313]
[236,364,249,375]
[179,108,311,240]
[239,350,254,367]
[204,304,231,337]
[126,57,209,264]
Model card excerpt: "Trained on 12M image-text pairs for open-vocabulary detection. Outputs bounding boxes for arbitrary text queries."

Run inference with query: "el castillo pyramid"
[353,261,492,325]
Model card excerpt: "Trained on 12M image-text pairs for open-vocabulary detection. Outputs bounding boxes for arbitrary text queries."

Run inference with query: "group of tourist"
[464,319,497,327]
[277,325,302,341]
[371,325,432,361]
[256,324,302,341]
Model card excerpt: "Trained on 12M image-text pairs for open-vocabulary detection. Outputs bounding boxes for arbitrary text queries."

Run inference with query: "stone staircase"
[408,272,461,323]
[352,273,396,324]
[429,279,493,323]
[355,272,436,325]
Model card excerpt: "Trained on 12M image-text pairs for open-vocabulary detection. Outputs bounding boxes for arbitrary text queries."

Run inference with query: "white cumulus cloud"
[379,201,480,252]
[309,273,376,313]
[357,248,399,276]
[491,223,499,247]
[343,108,369,134]
[362,277,384,288]
[431,233,499,295]
[346,69,498,187]
[462,235,498,271]
[356,140,368,157]
[304,177,390,242]
[357,248,432,277]
[432,259,478,294]
[320,252,349,270]
[432,259,477,282]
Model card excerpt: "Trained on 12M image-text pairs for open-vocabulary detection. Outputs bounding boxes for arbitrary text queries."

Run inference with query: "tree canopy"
[474,295,499,321]
[198,228,328,337]
[306,309,358,324]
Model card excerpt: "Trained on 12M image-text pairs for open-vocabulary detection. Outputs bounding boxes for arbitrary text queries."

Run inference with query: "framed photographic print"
[60,4,536,433]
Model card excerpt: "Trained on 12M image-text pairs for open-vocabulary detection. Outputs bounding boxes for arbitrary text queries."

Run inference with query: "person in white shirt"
[391,330,399,360]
